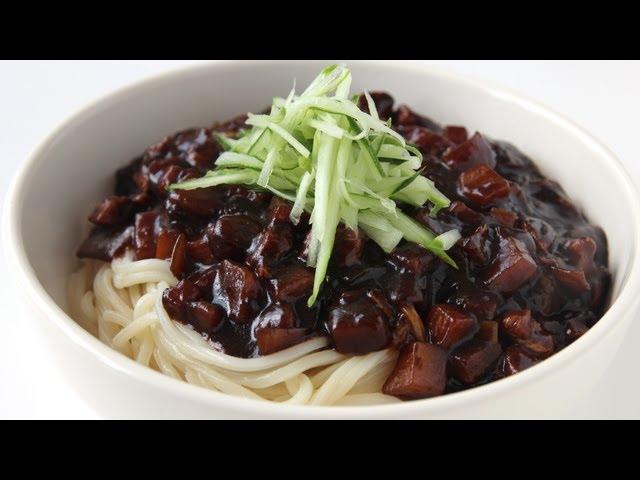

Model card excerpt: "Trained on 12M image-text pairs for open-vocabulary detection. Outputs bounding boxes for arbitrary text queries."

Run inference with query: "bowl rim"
[4,60,640,418]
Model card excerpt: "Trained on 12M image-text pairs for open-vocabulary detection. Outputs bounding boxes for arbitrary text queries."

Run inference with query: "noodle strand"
[67,257,400,406]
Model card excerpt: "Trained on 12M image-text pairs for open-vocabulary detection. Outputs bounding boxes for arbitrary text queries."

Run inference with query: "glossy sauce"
[77,93,610,398]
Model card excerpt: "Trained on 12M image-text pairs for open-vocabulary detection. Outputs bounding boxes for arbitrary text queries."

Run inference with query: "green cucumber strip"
[301,64,346,98]
[257,148,277,187]
[345,117,384,178]
[169,64,460,304]
[307,130,340,306]
[307,118,346,139]
[384,210,435,244]
[247,128,272,155]
[335,135,357,208]
[344,179,396,214]
[358,210,395,232]
[371,132,387,155]
[335,72,352,99]
[170,170,257,191]
[349,193,393,212]
[434,229,462,250]
[405,144,424,162]
[390,168,425,195]
[385,211,457,267]
[213,132,237,151]
[311,131,339,242]
[363,91,379,120]
[290,170,314,225]
[340,203,359,232]
[358,211,403,252]
[263,185,297,202]
[246,116,310,158]
[215,152,264,170]
[290,96,405,145]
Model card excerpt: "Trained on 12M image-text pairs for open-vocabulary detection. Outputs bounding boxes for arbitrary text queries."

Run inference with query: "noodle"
[68,256,400,406]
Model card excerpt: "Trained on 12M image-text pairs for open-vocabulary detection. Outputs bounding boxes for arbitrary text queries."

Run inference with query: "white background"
[1,60,639,419]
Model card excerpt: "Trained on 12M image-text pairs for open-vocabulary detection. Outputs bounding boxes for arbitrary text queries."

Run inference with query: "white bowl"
[4,60,640,419]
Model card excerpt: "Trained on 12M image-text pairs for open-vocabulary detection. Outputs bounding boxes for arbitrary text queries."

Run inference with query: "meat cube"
[458,164,510,207]
[500,345,538,376]
[449,201,484,224]
[207,214,263,260]
[476,321,499,343]
[500,309,533,340]
[212,260,262,324]
[393,105,442,132]
[326,289,392,355]
[191,266,218,296]
[444,132,497,171]
[184,129,220,171]
[155,228,180,259]
[565,237,597,271]
[167,186,224,217]
[396,125,452,155]
[333,226,365,267]
[267,196,293,224]
[521,217,556,252]
[134,211,159,260]
[162,278,200,322]
[443,126,469,145]
[89,196,132,226]
[144,128,220,172]
[450,290,498,321]
[156,164,184,192]
[386,244,433,303]
[550,266,590,292]
[519,323,554,358]
[427,304,478,349]
[268,263,315,301]
[132,171,150,194]
[77,225,133,262]
[489,207,517,227]
[460,225,490,264]
[246,223,294,278]
[253,302,296,331]
[253,302,308,355]
[484,236,538,293]
[169,233,188,278]
[529,274,564,316]
[450,340,502,385]
[255,328,308,355]
[382,342,448,399]
[186,235,216,264]
[186,301,224,333]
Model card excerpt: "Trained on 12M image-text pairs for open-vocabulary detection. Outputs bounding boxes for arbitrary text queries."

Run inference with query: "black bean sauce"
[77,93,610,399]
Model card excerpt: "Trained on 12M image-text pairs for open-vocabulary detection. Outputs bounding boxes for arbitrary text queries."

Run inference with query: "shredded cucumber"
[213,132,237,151]
[289,171,313,224]
[257,149,277,187]
[171,64,460,304]
[169,170,258,191]
[359,211,403,252]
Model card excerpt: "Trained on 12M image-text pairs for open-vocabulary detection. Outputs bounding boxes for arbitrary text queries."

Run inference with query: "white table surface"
[1,60,639,419]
